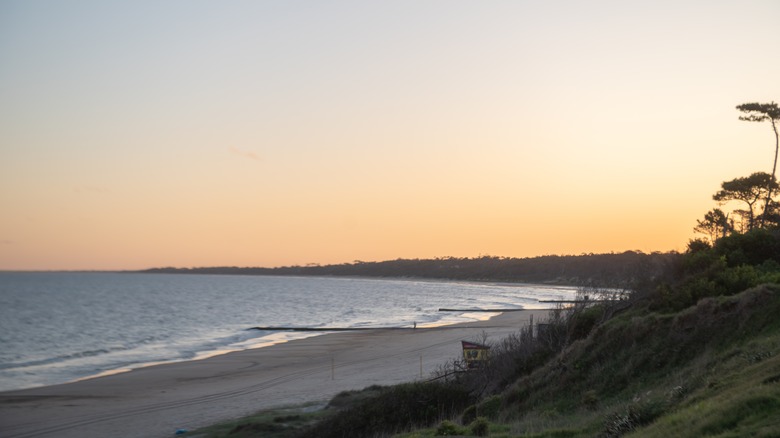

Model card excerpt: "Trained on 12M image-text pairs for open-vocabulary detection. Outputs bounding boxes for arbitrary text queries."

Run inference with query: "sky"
[1,1,779,271]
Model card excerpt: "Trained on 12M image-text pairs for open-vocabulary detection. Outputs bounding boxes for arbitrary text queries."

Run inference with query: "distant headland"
[139,251,679,287]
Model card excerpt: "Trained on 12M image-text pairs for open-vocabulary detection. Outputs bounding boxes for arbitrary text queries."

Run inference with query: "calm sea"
[0,273,576,392]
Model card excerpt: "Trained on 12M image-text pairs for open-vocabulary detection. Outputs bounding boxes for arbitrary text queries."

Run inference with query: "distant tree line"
[141,251,679,288]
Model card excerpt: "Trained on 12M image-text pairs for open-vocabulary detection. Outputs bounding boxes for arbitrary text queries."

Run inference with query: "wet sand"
[0,310,546,438]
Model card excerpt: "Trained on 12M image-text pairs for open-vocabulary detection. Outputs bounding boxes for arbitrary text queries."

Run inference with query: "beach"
[0,310,545,438]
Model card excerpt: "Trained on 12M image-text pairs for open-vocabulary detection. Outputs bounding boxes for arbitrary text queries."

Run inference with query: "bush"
[479,395,503,420]
[469,417,490,436]
[299,382,473,438]
[461,404,478,425]
[325,385,386,410]
[714,228,780,267]
[653,229,780,312]
[435,420,463,436]
[567,305,604,340]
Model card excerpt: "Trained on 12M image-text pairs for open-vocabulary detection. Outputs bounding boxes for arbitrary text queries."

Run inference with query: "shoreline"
[0,273,575,394]
[0,309,548,438]
[2,309,506,394]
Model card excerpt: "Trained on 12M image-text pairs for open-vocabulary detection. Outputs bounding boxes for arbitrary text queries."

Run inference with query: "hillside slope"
[395,229,780,437]
[492,284,780,437]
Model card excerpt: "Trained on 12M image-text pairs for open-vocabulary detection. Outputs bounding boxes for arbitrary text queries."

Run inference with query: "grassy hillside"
[486,284,780,437]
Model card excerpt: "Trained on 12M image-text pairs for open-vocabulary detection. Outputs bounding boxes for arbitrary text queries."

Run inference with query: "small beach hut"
[461,341,490,369]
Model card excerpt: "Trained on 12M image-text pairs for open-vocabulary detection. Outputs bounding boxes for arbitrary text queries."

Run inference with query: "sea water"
[0,272,577,392]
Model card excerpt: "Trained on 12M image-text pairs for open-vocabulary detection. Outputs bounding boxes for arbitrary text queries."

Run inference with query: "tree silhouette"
[694,208,732,243]
[736,101,780,226]
[713,172,778,231]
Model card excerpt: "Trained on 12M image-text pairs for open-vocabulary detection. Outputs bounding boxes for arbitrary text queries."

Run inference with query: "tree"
[763,201,780,228]
[737,101,780,226]
[730,209,753,233]
[713,172,778,231]
[693,208,732,243]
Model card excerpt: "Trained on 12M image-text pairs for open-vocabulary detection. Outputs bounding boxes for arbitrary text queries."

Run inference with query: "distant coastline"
[139,251,679,287]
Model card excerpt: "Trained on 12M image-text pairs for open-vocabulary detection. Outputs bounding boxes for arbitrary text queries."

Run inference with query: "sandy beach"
[0,310,546,438]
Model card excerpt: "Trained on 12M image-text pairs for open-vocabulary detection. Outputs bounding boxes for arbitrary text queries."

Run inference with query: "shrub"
[649,228,780,312]
[299,382,473,438]
[461,404,478,425]
[714,228,780,267]
[326,385,386,410]
[435,420,463,436]
[479,395,503,420]
[567,305,603,340]
[470,417,490,436]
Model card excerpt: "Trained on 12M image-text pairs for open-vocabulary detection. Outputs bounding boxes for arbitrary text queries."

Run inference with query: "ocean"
[0,272,577,392]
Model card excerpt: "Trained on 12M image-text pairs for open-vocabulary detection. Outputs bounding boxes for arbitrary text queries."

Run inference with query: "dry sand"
[0,310,546,438]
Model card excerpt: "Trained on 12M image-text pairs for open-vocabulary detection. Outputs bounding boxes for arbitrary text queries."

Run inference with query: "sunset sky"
[2,1,779,270]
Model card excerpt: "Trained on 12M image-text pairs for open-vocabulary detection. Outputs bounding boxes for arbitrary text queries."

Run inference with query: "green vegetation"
[183,403,328,438]
[142,250,677,287]
[297,382,473,438]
